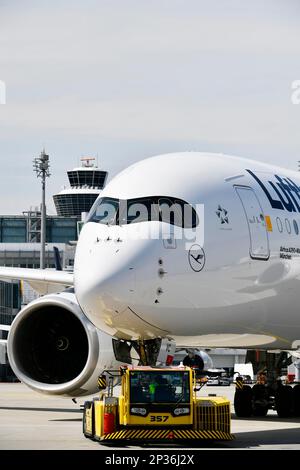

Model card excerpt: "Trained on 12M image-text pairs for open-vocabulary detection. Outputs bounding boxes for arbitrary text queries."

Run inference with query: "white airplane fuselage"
[74,152,300,350]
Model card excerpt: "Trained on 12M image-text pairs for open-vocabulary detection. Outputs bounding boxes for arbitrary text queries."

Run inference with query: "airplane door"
[235,186,269,260]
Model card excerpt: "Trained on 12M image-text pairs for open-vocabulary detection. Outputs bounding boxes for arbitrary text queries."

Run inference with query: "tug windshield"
[130,371,190,404]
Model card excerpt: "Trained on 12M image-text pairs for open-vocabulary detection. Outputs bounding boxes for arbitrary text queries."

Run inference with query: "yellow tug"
[82,365,233,444]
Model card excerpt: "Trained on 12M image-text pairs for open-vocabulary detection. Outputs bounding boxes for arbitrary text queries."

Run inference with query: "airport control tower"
[53,157,108,220]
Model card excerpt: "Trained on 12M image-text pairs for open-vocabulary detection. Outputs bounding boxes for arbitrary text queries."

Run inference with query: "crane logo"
[216,205,229,224]
[188,244,205,272]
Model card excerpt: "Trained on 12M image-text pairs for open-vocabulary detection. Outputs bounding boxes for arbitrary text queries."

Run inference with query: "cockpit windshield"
[130,370,190,404]
[89,197,119,225]
[87,196,199,228]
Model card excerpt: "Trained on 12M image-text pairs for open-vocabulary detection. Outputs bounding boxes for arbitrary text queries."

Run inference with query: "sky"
[1,0,300,214]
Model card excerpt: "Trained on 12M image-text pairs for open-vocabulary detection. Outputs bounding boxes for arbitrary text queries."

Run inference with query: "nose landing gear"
[112,337,176,366]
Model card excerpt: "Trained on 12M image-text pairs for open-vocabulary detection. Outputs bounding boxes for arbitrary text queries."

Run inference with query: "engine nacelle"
[7,291,119,397]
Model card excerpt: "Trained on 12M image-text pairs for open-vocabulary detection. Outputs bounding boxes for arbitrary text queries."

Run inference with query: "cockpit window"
[88,197,119,225]
[87,196,199,228]
[119,198,158,225]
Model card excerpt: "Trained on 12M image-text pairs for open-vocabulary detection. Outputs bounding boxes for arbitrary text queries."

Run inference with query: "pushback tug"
[82,365,233,444]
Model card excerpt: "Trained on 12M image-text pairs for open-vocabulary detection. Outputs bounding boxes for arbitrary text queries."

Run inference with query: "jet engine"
[7,291,119,397]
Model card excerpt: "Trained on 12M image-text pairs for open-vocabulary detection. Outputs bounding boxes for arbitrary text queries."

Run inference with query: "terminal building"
[0,214,78,245]
[0,280,21,380]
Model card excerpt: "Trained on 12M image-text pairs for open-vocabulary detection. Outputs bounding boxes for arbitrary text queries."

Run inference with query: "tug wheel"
[234,385,252,417]
[275,385,293,418]
[252,384,268,417]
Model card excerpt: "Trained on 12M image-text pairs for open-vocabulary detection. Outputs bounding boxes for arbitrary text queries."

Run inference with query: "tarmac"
[1,383,300,450]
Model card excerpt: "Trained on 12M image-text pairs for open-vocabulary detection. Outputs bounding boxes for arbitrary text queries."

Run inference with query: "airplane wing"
[0,325,10,331]
[0,267,74,295]
[0,324,10,344]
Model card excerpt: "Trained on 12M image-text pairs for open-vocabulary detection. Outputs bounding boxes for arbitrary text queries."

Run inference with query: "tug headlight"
[130,407,147,416]
[174,407,190,416]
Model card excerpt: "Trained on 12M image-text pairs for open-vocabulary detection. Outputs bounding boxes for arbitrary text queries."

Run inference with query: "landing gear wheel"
[252,404,268,417]
[234,385,252,417]
[293,384,300,417]
[275,385,293,418]
[252,384,268,417]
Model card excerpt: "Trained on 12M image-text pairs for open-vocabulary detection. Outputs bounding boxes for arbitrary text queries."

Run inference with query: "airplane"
[1,150,300,399]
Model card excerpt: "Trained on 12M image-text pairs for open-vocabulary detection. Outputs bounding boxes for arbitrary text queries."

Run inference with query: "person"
[152,375,172,402]
[149,375,162,399]
[183,349,204,374]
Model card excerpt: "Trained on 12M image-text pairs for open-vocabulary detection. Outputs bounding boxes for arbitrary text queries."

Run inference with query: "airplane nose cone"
[74,223,163,339]
[75,242,136,333]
